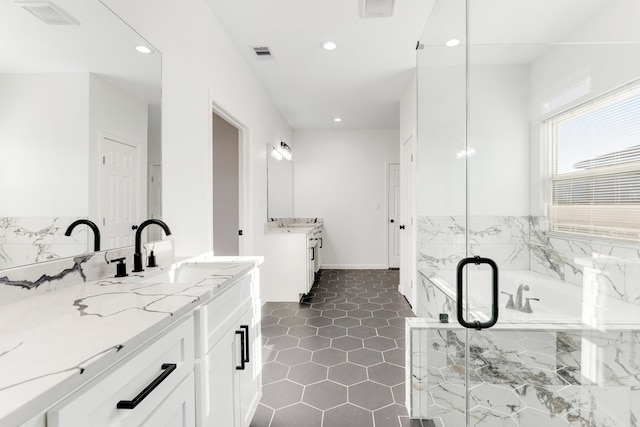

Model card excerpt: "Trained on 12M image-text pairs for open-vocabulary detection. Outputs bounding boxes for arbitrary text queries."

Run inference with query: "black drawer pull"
[241,324,250,363]
[236,329,246,370]
[117,363,177,409]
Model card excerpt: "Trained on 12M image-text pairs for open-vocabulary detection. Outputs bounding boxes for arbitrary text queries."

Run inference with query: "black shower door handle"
[456,256,499,330]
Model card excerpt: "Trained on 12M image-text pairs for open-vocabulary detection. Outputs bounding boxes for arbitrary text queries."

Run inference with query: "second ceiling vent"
[251,46,273,59]
[360,0,396,18]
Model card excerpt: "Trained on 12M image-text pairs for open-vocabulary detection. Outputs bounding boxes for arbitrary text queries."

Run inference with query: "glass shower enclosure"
[409,0,640,425]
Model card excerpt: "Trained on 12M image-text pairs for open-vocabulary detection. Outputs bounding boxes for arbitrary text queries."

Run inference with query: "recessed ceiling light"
[334,117,342,122]
[135,45,153,54]
[445,39,460,47]
[322,41,337,51]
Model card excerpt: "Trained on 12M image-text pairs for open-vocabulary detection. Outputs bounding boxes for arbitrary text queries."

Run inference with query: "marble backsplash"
[416,215,640,315]
[0,239,174,307]
[267,217,323,228]
[0,217,88,269]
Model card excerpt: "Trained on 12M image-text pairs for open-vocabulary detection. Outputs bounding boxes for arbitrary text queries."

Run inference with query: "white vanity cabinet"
[47,317,195,427]
[193,269,261,427]
[264,226,322,302]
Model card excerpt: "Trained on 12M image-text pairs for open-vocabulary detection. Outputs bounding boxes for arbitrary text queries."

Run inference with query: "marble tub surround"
[267,217,323,229]
[0,217,88,269]
[0,239,175,307]
[407,319,640,426]
[0,256,260,426]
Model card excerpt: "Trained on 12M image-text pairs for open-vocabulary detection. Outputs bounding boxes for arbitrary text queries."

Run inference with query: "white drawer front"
[48,317,194,427]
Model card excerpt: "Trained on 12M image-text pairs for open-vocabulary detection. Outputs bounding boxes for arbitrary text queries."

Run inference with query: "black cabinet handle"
[236,329,246,370]
[319,238,323,248]
[117,363,176,409]
[311,247,315,261]
[399,225,405,230]
[241,324,250,363]
[456,256,499,330]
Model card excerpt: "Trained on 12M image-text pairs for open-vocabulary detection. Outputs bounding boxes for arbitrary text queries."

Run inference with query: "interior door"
[387,163,400,268]
[101,136,138,249]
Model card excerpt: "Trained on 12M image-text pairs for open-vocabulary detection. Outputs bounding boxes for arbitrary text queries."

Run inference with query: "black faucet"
[132,219,172,272]
[64,219,100,252]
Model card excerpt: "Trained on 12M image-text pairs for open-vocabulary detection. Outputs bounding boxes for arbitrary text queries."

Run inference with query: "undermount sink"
[139,262,221,284]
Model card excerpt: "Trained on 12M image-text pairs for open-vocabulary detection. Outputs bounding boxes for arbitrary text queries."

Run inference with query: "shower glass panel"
[412,0,640,425]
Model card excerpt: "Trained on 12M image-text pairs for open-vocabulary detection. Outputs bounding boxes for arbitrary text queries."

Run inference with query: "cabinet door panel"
[237,310,260,427]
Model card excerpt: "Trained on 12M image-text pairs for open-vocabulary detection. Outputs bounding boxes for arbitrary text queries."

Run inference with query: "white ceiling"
[206,0,436,130]
[206,0,614,130]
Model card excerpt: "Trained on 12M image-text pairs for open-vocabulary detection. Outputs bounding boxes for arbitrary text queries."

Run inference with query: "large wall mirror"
[0,0,161,269]
[266,142,294,219]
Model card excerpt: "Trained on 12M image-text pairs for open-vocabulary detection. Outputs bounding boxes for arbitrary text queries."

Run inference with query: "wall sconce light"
[270,141,292,161]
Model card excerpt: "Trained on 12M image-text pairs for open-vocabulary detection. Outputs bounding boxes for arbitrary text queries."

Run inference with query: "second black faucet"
[132,219,172,272]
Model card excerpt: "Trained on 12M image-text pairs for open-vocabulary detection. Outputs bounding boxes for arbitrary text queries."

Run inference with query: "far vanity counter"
[263,218,323,302]
[0,255,261,427]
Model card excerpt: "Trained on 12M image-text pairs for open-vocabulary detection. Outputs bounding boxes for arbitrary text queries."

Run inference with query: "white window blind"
[549,81,640,241]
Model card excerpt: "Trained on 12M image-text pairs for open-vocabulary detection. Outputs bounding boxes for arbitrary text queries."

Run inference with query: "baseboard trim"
[321,264,388,270]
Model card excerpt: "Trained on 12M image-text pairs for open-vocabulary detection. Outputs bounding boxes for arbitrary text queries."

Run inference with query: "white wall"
[102,0,292,257]
[416,64,531,216]
[293,129,399,268]
[0,73,89,216]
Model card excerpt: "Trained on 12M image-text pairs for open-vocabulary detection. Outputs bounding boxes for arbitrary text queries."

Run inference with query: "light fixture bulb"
[445,39,460,47]
[322,41,337,51]
[334,117,342,123]
[136,45,152,54]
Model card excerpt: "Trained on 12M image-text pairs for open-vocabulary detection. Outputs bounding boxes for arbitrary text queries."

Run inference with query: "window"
[549,81,640,241]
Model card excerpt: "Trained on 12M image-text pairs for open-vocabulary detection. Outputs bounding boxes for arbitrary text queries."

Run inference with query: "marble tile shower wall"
[416,216,640,315]
[0,217,87,269]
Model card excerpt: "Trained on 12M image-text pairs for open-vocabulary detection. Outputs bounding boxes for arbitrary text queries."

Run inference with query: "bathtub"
[421,269,640,327]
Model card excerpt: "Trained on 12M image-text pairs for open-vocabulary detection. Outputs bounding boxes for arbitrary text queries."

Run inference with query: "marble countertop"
[0,256,260,426]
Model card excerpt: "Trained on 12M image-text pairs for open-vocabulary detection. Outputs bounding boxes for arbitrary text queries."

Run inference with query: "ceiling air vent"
[15,1,80,25]
[360,0,396,18]
[251,46,273,59]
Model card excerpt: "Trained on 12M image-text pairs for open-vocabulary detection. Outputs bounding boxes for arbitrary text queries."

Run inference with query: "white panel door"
[101,136,138,249]
[388,163,401,268]
[148,164,163,241]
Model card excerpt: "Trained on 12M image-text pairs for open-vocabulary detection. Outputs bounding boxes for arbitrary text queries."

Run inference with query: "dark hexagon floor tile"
[276,347,312,366]
[375,309,400,319]
[317,325,347,338]
[369,297,392,304]
[373,404,408,427]
[306,316,333,327]
[377,325,405,339]
[392,384,405,405]
[383,302,410,311]
[364,336,397,352]
[369,362,405,386]
[387,317,407,329]
[322,308,347,319]
[397,309,415,318]
[332,336,364,352]
[335,302,359,311]
[298,335,331,351]
[261,380,303,409]
[249,403,273,427]
[270,402,322,427]
[262,361,289,385]
[263,302,290,310]
[266,335,299,351]
[348,309,373,319]
[295,308,322,318]
[349,381,394,411]
[348,348,384,367]
[261,315,279,327]
[262,346,277,363]
[334,316,361,328]
[287,362,327,385]
[271,308,297,318]
[359,302,383,311]
[323,403,374,427]
[302,380,347,410]
[278,316,307,327]
[288,325,318,338]
[348,325,377,339]
[328,362,368,386]
[361,317,389,328]
[310,302,335,310]
[312,347,347,367]
[262,324,288,338]
[383,348,406,367]
[396,337,406,349]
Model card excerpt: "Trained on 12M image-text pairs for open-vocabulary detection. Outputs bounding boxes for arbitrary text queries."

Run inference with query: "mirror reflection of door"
[212,112,240,256]
[100,135,139,249]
